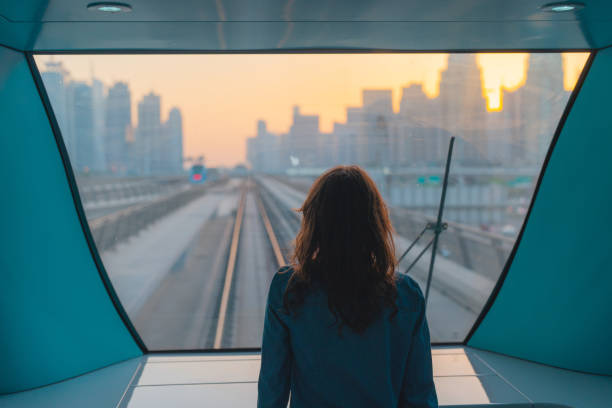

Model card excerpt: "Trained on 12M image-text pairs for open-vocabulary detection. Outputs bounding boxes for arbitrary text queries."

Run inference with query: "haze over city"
[36,53,588,167]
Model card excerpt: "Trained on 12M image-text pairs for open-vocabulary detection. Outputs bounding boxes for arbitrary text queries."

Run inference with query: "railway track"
[213,183,248,348]
[212,178,288,348]
[257,175,486,341]
[131,174,490,346]
[254,178,302,261]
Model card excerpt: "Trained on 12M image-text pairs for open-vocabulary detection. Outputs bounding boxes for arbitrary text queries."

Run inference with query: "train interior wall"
[468,47,612,376]
[0,45,141,394]
[1,4,612,401]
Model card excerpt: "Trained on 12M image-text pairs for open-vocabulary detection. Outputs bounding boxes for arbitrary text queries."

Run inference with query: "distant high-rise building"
[246,137,257,169]
[400,85,430,120]
[257,120,266,136]
[287,106,320,167]
[164,107,184,173]
[522,53,567,164]
[68,82,95,173]
[247,120,282,173]
[244,53,570,173]
[363,90,393,118]
[437,54,488,163]
[291,106,319,134]
[91,78,106,172]
[360,90,393,166]
[105,82,132,174]
[136,92,162,175]
[328,107,362,166]
[397,85,448,165]
[399,84,443,127]
[438,54,486,131]
[486,53,566,166]
[40,66,187,176]
[41,61,71,152]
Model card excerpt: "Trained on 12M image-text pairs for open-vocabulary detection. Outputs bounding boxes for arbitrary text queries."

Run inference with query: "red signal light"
[193,174,202,181]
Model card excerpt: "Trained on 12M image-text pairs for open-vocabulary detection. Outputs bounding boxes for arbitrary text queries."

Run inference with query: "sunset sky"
[36,53,589,167]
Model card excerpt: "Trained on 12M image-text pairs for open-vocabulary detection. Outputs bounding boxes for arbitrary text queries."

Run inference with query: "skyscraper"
[360,90,393,166]
[437,54,488,164]
[486,54,566,166]
[91,78,106,172]
[287,106,320,168]
[522,53,567,164]
[41,61,71,152]
[68,81,95,173]
[396,84,447,166]
[136,92,162,175]
[438,54,486,132]
[105,82,132,174]
[164,107,184,173]
[363,90,393,118]
[333,107,363,165]
[247,120,281,173]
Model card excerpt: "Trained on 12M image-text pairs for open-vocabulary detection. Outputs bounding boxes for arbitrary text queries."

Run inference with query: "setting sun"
[37,52,589,166]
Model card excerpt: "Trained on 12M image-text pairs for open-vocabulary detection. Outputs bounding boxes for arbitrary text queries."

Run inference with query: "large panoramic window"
[35,53,589,349]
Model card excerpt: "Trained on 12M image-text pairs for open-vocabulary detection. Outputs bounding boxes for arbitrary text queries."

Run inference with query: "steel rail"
[213,182,248,348]
[255,188,286,268]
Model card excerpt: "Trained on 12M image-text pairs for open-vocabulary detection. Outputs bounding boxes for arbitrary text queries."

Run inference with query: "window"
[36,53,589,349]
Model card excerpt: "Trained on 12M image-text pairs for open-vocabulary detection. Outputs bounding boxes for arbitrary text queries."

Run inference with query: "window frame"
[28,50,595,353]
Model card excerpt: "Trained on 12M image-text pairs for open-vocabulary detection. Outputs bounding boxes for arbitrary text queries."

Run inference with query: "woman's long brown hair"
[283,165,398,333]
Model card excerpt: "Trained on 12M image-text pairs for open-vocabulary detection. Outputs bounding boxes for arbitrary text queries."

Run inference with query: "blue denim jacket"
[258,268,438,408]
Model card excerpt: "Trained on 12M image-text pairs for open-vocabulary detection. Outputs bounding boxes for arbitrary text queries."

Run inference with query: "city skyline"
[247,53,572,174]
[41,63,184,176]
[36,53,588,167]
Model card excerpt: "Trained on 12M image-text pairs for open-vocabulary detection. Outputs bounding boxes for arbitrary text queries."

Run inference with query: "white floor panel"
[433,353,493,376]
[136,359,260,386]
[3,347,611,407]
[120,383,257,408]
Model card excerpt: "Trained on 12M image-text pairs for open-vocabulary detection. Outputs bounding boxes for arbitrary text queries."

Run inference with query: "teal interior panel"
[469,48,612,375]
[0,46,141,394]
[3,0,612,51]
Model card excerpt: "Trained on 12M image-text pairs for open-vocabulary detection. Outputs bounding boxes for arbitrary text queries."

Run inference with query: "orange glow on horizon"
[476,53,530,111]
[36,52,588,167]
[403,54,448,99]
[562,53,590,91]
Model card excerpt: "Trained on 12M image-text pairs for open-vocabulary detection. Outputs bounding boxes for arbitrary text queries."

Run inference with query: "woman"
[258,166,437,408]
